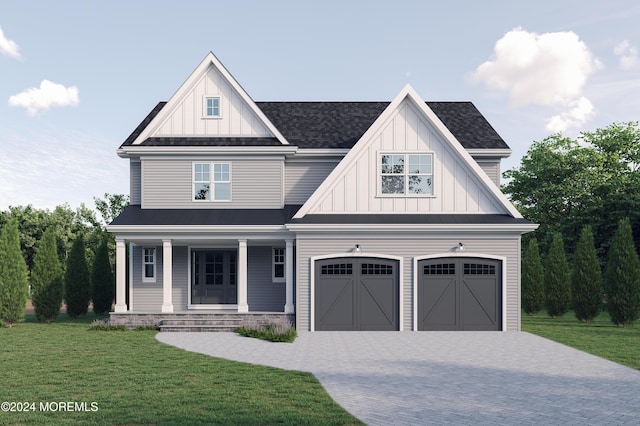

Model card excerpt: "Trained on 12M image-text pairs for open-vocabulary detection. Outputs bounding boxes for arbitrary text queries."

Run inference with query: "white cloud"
[8,80,79,115]
[0,26,20,58]
[614,40,638,70]
[470,27,601,132]
[545,97,595,133]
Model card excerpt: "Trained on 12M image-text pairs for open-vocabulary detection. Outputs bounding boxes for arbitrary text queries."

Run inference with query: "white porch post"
[161,239,173,313]
[284,238,295,313]
[237,239,249,313]
[114,238,128,312]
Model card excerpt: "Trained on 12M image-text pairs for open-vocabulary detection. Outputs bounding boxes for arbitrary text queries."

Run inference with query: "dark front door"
[192,250,237,304]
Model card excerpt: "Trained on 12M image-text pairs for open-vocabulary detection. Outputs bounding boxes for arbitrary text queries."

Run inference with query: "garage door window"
[464,263,496,275]
[321,263,353,275]
[423,263,456,275]
[361,263,393,275]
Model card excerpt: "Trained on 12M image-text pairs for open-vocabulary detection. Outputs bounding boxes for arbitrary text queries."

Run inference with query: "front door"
[191,250,237,304]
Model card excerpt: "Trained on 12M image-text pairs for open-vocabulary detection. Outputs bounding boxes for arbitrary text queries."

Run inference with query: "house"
[107,52,537,331]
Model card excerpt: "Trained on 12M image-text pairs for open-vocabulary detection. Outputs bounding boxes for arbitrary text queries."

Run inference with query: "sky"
[1,0,639,211]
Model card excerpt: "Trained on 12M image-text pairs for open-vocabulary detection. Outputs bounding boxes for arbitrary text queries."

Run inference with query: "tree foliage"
[571,226,602,322]
[91,238,114,315]
[65,235,91,318]
[30,227,64,322]
[605,218,640,327]
[544,233,571,317]
[522,238,544,315]
[0,219,29,326]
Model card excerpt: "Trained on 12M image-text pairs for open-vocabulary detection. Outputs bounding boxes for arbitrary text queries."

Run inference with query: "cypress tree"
[572,226,602,322]
[544,233,571,317]
[605,217,640,327]
[522,238,544,314]
[65,235,91,318]
[91,238,114,315]
[31,227,64,322]
[0,219,29,326]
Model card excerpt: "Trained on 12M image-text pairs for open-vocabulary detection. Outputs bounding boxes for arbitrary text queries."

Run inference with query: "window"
[142,248,156,282]
[203,97,221,118]
[380,153,433,196]
[321,263,353,275]
[193,162,231,202]
[273,248,285,282]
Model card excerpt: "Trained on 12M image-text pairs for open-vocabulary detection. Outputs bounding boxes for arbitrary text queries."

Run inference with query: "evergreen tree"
[65,235,91,318]
[522,238,545,314]
[0,219,29,326]
[572,226,602,321]
[544,233,571,317]
[91,238,114,315]
[31,227,64,322]
[605,217,640,326]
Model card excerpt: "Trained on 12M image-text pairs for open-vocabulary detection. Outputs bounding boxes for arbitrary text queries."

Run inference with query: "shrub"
[0,219,29,326]
[91,239,114,315]
[236,316,296,343]
[572,226,602,322]
[65,235,91,318]
[604,217,640,327]
[544,233,571,317]
[522,238,544,314]
[31,227,64,322]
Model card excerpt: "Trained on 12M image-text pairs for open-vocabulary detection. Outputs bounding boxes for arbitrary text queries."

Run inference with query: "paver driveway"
[157,331,640,425]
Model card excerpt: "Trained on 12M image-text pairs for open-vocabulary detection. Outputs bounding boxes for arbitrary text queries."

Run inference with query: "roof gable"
[294,85,522,218]
[129,52,288,145]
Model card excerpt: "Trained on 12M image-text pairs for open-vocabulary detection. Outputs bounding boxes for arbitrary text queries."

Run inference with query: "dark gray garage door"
[315,257,399,331]
[418,258,502,331]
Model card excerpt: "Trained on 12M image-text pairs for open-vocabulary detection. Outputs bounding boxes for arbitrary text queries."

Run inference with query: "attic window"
[203,97,221,118]
[379,153,433,196]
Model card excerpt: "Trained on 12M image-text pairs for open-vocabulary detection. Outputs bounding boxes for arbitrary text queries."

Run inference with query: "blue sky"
[1,0,639,211]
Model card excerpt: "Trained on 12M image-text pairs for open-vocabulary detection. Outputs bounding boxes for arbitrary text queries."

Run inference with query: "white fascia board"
[107,225,288,234]
[466,149,512,158]
[131,52,289,146]
[292,149,351,157]
[286,223,539,233]
[119,145,298,157]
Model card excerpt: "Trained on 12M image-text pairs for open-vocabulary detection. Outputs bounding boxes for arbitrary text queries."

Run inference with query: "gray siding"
[131,245,187,312]
[295,236,521,332]
[142,158,283,208]
[284,160,339,204]
[474,158,501,187]
[247,246,286,312]
[130,161,141,205]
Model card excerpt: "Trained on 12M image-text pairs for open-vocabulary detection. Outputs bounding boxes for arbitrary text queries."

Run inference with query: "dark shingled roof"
[121,101,509,150]
[289,214,532,225]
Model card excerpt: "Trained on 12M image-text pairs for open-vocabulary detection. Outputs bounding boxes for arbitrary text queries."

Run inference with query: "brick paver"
[157,332,640,425]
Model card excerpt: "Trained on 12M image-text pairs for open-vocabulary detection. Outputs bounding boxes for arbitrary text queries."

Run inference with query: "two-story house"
[107,52,536,331]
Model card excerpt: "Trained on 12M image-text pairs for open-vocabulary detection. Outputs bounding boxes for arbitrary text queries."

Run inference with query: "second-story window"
[379,153,433,196]
[203,97,221,118]
[193,162,231,202]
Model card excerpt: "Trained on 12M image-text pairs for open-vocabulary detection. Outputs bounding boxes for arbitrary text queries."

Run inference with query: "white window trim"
[377,151,435,197]
[272,247,285,283]
[202,96,222,119]
[192,162,232,203]
[142,247,156,283]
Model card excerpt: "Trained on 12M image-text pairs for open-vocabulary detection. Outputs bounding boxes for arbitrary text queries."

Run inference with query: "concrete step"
[159,324,239,332]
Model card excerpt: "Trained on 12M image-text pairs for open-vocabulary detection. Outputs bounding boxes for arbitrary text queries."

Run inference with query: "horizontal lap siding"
[474,159,501,187]
[295,237,521,331]
[247,246,286,312]
[130,161,141,205]
[142,159,282,208]
[131,245,187,312]
[284,161,339,204]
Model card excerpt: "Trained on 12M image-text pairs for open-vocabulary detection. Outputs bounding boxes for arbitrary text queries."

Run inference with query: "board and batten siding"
[130,160,141,205]
[284,160,340,205]
[474,158,501,187]
[310,99,505,214]
[152,64,272,137]
[141,158,283,208]
[295,236,521,332]
[247,246,287,312]
[131,245,187,312]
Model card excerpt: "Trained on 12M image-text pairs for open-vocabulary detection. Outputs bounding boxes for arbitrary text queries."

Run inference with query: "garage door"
[315,257,399,331]
[418,258,502,331]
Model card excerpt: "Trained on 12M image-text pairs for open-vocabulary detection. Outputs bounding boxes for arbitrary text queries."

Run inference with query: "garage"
[314,257,399,331]
[418,258,502,331]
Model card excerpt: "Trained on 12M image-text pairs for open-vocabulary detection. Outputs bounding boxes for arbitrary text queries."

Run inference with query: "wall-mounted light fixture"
[355,244,361,254]
[458,242,465,252]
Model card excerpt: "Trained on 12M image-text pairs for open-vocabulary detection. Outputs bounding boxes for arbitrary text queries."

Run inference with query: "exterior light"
[458,242,465,252]
[355,244,361,254]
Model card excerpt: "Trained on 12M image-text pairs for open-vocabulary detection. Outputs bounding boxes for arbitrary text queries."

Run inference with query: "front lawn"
[0,314,361,425]
[522,310,640,370]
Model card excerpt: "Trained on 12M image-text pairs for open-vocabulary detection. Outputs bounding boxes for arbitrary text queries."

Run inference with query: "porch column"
[284,238,294,313]
[237,239,249,313]
[114,238,128,312]
[161,239,173,313]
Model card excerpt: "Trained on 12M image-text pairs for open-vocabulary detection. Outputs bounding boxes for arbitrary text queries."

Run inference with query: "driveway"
[157,332,640,425]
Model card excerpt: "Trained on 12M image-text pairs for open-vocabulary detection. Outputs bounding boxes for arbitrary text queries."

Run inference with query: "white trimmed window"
[142,247,156,282]
[193,162,231,202]
[203,96,221,118]
[379,153,433,196]
[272,248,285,282]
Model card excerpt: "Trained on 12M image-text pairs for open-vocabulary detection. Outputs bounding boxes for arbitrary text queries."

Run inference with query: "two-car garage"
[313,256,502,331]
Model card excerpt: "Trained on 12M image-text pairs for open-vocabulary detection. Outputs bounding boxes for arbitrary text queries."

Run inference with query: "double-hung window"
[193,162,231,202]
[272,248,285,282]
[203,97,221,118]
[380,153,433,196]
[142,247,156,282]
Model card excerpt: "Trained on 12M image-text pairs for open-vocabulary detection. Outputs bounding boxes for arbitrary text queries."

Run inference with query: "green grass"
[522,310,640,370]
[0,314,361,425]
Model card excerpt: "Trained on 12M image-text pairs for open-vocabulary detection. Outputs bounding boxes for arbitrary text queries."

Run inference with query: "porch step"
[109,312,295,331]
[159,318,243,332]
